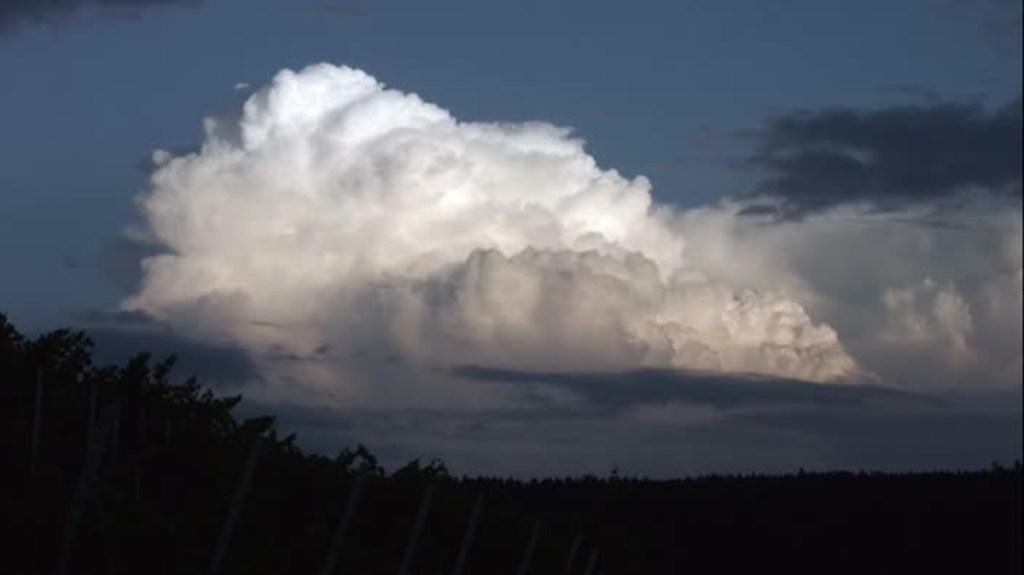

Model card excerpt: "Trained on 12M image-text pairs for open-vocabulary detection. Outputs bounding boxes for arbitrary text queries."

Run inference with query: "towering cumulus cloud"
[125,64,856,402]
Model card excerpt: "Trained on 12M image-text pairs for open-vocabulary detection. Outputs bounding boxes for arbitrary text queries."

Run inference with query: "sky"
[0,0,1021,477]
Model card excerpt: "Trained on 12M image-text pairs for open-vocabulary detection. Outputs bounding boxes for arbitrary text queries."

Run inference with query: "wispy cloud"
[453,366,925,410]
[0,0,204,35]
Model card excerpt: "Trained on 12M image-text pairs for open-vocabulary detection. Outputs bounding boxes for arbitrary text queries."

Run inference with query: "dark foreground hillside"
[1,314,1021,574]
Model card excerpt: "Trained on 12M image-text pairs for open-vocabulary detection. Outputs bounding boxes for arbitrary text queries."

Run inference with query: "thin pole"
[30,369,43,475]
[563,535,582,575]
[93,500,119,575]
[450,494,485,575]
[515,521,542,575]
[318,473,368,575]
[85,378,97,453]
[135,404,145,505]
[57,403,119,575]
[111,408,120,461]
[208,440,262,575]
[397,484,434,575]
[583,547,599,575]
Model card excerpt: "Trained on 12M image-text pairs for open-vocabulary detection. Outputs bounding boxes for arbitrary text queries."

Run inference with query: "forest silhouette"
[1,313,1020,574]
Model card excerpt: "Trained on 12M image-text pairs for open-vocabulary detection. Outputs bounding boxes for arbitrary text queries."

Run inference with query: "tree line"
[1,313,1020,574]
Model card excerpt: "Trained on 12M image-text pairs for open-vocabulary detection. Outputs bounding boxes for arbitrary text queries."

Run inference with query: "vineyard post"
[515,520,542,575]
[397,483,435,575]
[111,407,120,460]
[56,402,119,575]
[450,494,485,575]
[563,535,582,574]
[208,439,262,575]
[318,473,368,575]
[86,377,97,453]
[583,546,599,575]
[135,404,146,504]
[92,497,119,574]
[30,368,43,475]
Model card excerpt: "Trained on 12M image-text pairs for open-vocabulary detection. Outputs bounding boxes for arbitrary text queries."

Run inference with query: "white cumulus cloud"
[124,63,858,404]
[883,278,974,356]
[674,201,1023,391]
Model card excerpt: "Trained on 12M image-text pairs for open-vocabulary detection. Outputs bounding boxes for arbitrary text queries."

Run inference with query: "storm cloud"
[103,63,1021,475]
[124,63,858,407]
[745,99,1022,217]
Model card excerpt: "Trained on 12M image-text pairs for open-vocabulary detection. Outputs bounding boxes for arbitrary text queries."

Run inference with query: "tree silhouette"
[0,312,1020,574]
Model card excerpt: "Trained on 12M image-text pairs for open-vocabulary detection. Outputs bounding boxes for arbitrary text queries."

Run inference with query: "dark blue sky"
[1,0,1019,330]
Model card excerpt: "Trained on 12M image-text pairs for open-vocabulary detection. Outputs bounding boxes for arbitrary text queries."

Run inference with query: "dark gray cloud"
[0,0,203,34]
[70,307,154,326]
[453,366,929,411]
[82,323,259,385]
[242,386,1021,478]
[744,98,1022,217]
